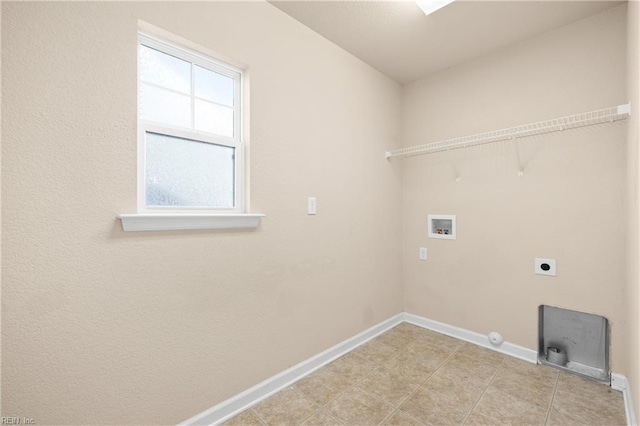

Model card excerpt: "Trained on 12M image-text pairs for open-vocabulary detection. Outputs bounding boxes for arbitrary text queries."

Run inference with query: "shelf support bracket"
[513,137,524,177]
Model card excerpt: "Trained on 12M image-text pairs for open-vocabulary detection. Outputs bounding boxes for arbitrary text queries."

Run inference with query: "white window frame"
[137,32,245,214]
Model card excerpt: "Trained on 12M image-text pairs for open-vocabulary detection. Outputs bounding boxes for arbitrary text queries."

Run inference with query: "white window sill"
[118,213,265,232]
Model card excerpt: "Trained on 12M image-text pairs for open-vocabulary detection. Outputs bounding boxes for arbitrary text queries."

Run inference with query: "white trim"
[403,313,538,363]
[141,121,237,149]
[612,373,627,391]
[179,314,405,426]
[139,32,241,79]
[611,373,638,426]
[118,213,264,232]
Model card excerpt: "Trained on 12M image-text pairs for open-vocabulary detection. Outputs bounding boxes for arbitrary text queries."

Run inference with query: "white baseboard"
[612,373,627,391]
[179,313,404,426]
[403,312,538,363]
[611,373,638,426]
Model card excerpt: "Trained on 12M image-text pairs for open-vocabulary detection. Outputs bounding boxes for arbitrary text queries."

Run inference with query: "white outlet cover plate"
[419,247,428,260]
[308,197,316,215]
[535,258,556,277]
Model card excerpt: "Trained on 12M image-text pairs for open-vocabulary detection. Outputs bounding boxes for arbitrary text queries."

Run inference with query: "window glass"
[194,99,234,137]
[194,65,234,107]
[139,83,192,128]
[145,132,235,208]
[139,45,191,94]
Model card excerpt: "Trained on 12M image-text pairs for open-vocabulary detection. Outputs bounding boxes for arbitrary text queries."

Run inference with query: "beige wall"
[0,1,3,416]
[1,2,402,424]
[3,1,637,424]
[401,5,629,374]
[0,1,3,415]
[627,0,640,414]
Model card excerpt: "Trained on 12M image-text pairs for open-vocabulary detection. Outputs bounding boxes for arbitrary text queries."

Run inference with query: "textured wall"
[401,5,629,374]
[626,0,640,415]
[1,2,402,424]
[0,1,3,415]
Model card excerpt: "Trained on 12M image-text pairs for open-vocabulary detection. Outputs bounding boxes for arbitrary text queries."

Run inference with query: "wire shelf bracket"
[385,103,631,160]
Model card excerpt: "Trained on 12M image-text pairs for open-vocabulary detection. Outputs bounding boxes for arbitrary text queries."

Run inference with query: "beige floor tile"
[356,366,420,407]
[489,372,554,410]
[326,387,395,425]
[375,327,417,350]
[326,352,376,383]
[547,406,583,426]
[547,403,626,426]
[556,371,622,404]
[408,329,463,352]
[455,343,506,364]
[398,384,473,426]
[405,337,458,358]
[473,384,548,426]
[384,347,445,385]
[351,339,400,366]
[383,410,425,426]
[463,410,502,426]
[252,387,320,426]
[222,409,265,426]
[437,351,503,385]
[496,357,558,389]
[552,384,626,426]
[300,409,344,426]
[294,368,353,405]
[393,322,428,338]
[421,367,487,407]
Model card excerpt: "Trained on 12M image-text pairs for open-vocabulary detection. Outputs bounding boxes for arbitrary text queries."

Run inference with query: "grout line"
[313,341,404,425]
[375,342,456,426]
[249,408,267,426]
[366,331,460,426]
[543,370,560,425]
[387,340,466,426]
[294,402,326,426]
[460,356,507,425]
[377,409,396,426]
[322,410,345,426]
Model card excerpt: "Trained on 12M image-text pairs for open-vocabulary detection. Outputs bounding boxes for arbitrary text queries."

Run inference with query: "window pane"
[195,99,234,137]
[194,65,234,106]
[139,44,191,94]
[139,83,191,128]
[145,132,235,208]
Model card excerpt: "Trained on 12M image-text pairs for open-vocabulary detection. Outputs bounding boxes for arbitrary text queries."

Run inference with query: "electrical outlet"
[535,258,556,277]
[308,197,316,215]
[419,247,428,260]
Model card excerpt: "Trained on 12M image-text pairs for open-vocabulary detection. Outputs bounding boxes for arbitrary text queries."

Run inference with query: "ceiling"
[270,0,623,84]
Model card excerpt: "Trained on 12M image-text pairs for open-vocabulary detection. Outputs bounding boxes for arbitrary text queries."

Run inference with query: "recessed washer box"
[428,214,456,240]
[535,258,556,276]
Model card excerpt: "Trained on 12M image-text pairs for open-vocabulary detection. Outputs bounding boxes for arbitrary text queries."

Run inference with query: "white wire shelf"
[385,103,631,159]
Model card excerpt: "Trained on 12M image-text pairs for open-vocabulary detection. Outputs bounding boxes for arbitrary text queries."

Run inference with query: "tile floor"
[222,323,626,426]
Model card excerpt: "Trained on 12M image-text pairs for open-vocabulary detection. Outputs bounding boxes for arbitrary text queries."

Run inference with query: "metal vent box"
[538,305,610,383]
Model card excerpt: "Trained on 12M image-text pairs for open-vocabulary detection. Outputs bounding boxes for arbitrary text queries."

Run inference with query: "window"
[137,32,243,213]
